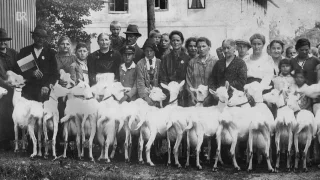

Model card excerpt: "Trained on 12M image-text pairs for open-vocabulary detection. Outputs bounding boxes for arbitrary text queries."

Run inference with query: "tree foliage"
[36,0,105,44]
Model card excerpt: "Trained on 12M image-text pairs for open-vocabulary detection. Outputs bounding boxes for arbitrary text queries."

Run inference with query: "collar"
[145,56,156,63]
[227,101,249,107]
[278,104,286,109]
[49,95,58,102]
[167,98,178,105]
[196,54,212,64]
[77,58,87,66]
[102,94,119,101]
[121,62,136,72]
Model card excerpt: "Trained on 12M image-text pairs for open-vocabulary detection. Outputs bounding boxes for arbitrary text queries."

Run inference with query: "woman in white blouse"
[246,33,274,84]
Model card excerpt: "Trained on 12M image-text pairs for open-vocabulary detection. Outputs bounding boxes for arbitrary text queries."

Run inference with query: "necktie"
[149,59,153,69]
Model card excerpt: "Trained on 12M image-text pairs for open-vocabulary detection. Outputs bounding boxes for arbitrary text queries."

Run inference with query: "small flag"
[17,54,37,72]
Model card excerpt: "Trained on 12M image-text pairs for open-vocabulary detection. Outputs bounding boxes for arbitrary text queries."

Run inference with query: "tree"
[146,0,155,35]
[36,0,105,45]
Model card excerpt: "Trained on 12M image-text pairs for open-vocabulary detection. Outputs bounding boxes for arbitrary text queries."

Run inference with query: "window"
[188,0,205,9]
[109,0,128,12]
[155,0,168,10]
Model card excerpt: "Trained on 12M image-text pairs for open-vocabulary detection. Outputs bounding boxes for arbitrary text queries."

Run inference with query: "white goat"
[59,80,93,159]
[96,82,128,163]
[296,83,320,99]
[60,69,75,89]
[42,81,70,159]
[213,85,253,171]
[8,71,44,159]
[184,84,229,170]
[190,84,209,107]
[244,79,275,172]
[128,86,168,166]
[263,89,296,172]
[287,93,316,172]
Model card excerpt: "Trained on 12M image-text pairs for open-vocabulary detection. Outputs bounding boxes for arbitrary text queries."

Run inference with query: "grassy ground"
[1,148,320,180]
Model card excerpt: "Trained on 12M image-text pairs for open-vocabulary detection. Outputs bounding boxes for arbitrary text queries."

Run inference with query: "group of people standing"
[0,21,320,148]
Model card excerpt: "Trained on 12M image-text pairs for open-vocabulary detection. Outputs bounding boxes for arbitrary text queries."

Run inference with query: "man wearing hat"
[235,39,251,61]
[118,45,138,103]
[136,38,161,106]
[0,28,19,79]
[18,26,59,102]
[123,24,144,64]
[0,28,19,150]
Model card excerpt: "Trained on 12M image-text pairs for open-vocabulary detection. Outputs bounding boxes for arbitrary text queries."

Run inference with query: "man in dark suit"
[123,24,144,64]
[18,26,59,102]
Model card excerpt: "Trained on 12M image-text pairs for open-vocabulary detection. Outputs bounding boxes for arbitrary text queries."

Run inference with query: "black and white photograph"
[1,0,320,179]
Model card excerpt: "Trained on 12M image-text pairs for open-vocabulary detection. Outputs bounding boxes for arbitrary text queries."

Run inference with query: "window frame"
[154,0,169,11]
[108,0,128,14]
[188,0,205,9]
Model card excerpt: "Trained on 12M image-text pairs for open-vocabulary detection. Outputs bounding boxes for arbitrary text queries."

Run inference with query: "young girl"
[292,69,312,111]
[273,59,295,93]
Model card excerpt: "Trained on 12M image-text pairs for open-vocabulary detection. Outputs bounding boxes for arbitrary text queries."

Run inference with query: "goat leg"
[230,130,240,171]
[88,118,96,162]
[294,133,299,172]
[174,131,183,168]
[52,116,59,159]
[275,131,280,172]
[28,124,37,159]
[302,134,312,172]
[167,132,171,166]
[14,123,19,152]
[287,126,293,171]
[265,132,274,172]
[247,129,253,172]
[124,126,130,162]
[146,131,157,166]
[213,126,222,171]
[110,126,118,159]
[43,118,49,159]
[185,131,190,168]
[37,122,43,157]
[196,133,204,170]
[62,123,68,159]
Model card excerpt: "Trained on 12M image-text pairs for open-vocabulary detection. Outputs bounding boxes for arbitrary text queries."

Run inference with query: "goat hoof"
[293,168,298,173]
[247,169,252,173]
[44,155,48,159]
[184,164,189,169]
[90,158,95,163]
[235,167,241,172]
[166,163,170,167]
[125,159,130,163]
[303,168,308,172]
[176,164,182,168]
[286,168,291,172]
[197,165,202,170]
[22,149,27,153]
[274,168,279,173]
[14,149,19,153]
[105,159,111,163]
[139,161,144,165]
[212,168,218,172]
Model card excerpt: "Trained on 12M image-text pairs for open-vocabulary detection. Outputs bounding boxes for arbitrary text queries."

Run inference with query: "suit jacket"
[136,57,161,99]
[18,44,59,99]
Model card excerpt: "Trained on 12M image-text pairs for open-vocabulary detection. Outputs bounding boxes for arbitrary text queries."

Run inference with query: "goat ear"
[225,81,230,89]
[209,88,216,95]
[160,83,169,90]
[179,80,185,88]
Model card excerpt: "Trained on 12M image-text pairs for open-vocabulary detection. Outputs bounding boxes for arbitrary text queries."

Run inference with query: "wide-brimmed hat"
[120,45,135,54]
[0,28,12,41]
[235,39,251,48]
[123,24,142,37]
[30,26,48,37]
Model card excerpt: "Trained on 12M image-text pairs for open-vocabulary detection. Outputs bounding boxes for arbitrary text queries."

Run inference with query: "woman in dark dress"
[87,33,122,86]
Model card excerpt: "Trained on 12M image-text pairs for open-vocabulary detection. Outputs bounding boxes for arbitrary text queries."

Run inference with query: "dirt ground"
[1,146,320,180]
